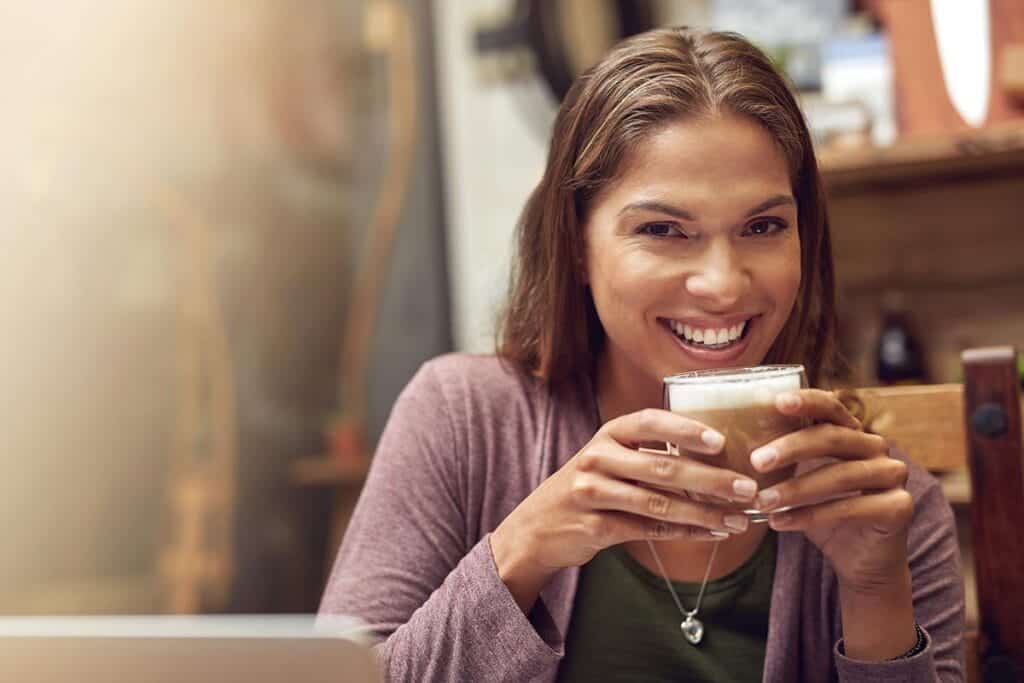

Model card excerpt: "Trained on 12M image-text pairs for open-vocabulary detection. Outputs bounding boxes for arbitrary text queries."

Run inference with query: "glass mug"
[662,365,808,522]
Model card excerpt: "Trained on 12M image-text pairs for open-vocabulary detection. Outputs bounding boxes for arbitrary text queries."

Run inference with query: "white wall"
[432,0,550,353]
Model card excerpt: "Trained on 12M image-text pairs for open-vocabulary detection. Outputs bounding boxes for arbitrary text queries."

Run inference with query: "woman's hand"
[750,389,918,659]
[491,409,756,613]
[749,389,912,588]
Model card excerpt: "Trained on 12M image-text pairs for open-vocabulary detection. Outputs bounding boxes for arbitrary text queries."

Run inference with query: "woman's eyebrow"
[617,201,696,220]
[744,194,795,217]
[617,194,795,221]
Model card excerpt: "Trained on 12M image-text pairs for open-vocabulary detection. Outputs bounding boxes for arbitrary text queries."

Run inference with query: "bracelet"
[889,623,927,660]
[837,623,927,660]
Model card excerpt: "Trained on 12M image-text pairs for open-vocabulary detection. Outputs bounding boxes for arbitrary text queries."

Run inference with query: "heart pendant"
[680,615,704,645]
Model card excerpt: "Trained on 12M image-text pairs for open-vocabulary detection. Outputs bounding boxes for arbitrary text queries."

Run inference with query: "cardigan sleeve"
[318,360,563,682]
[834,477,966,682]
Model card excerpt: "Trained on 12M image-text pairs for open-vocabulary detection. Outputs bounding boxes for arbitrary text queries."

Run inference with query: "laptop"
[0,615,379,682]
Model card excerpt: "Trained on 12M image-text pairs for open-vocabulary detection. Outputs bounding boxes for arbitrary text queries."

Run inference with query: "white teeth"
[669,318,751,346]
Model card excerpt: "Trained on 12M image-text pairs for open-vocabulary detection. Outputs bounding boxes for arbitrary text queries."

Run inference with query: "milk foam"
[667,371,801,411]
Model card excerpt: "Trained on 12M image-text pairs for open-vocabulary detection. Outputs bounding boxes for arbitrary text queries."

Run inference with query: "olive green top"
[557,532,777,683]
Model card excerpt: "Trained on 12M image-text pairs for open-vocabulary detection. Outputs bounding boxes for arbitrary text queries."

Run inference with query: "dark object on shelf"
[875,292,927,384]
[475,0,655,101]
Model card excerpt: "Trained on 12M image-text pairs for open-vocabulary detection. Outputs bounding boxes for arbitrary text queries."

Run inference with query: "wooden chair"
[851,346,1023,683]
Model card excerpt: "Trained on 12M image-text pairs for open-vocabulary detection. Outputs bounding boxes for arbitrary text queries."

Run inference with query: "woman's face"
[584,113,802,391]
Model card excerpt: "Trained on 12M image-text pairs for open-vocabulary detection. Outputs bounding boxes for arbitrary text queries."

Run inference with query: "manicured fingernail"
[777,393,800,412]
[751,447,778,471]
[701,429,725,451]
[770,511,793,528]
[756,489,780,511]
[733,479,757,500]
[709,530,730,539]
[724,514,749,532]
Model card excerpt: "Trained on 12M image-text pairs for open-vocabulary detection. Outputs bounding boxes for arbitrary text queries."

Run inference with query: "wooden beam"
[962,346,1024,680]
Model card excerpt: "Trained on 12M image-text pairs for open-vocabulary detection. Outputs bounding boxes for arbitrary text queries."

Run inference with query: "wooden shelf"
[290,455,370,487]
[819,122,1024,194]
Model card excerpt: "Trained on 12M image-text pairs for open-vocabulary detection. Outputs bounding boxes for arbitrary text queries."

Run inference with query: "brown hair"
[497,27,841,388]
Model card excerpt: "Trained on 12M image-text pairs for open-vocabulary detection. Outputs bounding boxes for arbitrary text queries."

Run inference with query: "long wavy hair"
[497,27,841,388]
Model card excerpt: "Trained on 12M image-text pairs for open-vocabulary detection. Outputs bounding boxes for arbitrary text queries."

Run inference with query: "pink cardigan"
[320,354,965,682]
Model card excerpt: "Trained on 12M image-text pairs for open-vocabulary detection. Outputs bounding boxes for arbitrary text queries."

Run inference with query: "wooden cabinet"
[820,122,1024,386]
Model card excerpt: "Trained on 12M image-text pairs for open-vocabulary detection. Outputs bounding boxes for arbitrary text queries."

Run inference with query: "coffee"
[664,366,807,515]
[679,403,805,487]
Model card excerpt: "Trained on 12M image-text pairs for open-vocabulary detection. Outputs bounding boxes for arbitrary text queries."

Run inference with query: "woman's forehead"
[601,116,793,207]
[637,117,787,177]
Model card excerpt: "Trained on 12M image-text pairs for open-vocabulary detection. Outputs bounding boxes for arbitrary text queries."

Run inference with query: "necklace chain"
[645,538,721,619]
[594,388,720,642]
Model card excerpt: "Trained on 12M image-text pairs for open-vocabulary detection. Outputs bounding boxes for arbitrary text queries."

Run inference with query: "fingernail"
[709,530,730,539]
[770,511,793,528]
[732,479,757,500]
[777,393,800,412]
[751,447,777,471]
[724,514,749,532]
[700,429,725,451]
[756,489,780,511]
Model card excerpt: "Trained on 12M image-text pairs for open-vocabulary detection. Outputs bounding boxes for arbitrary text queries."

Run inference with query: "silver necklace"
[593,390,719,646]
[644,538,721,645]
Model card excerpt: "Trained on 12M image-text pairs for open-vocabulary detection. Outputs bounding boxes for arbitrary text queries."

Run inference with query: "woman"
[320,28,964,682]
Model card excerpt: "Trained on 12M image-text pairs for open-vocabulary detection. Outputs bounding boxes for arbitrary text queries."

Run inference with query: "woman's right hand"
[490,408,758,613]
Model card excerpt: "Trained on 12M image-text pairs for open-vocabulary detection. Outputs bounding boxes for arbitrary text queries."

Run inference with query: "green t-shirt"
[557,532,777,683]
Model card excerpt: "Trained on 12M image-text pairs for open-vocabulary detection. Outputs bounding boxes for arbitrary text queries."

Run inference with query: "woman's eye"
[745,218,788,236]
[639,222,683,237]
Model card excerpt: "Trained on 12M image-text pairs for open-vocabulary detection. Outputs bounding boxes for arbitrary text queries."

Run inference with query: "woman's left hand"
[749,389,913,592]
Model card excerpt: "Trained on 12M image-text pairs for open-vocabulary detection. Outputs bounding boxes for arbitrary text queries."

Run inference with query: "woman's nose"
[684,245,747,308]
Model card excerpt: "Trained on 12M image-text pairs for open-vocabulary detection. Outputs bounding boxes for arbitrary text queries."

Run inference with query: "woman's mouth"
[658,316,758,361]
[662,317,753,349]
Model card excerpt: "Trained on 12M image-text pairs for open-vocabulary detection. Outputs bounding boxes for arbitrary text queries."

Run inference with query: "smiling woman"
[582,116,803,405]
[498,30,840,397]
[320,27,965,683]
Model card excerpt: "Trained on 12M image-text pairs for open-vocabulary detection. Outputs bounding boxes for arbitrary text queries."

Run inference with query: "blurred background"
[1,0,1022,620]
